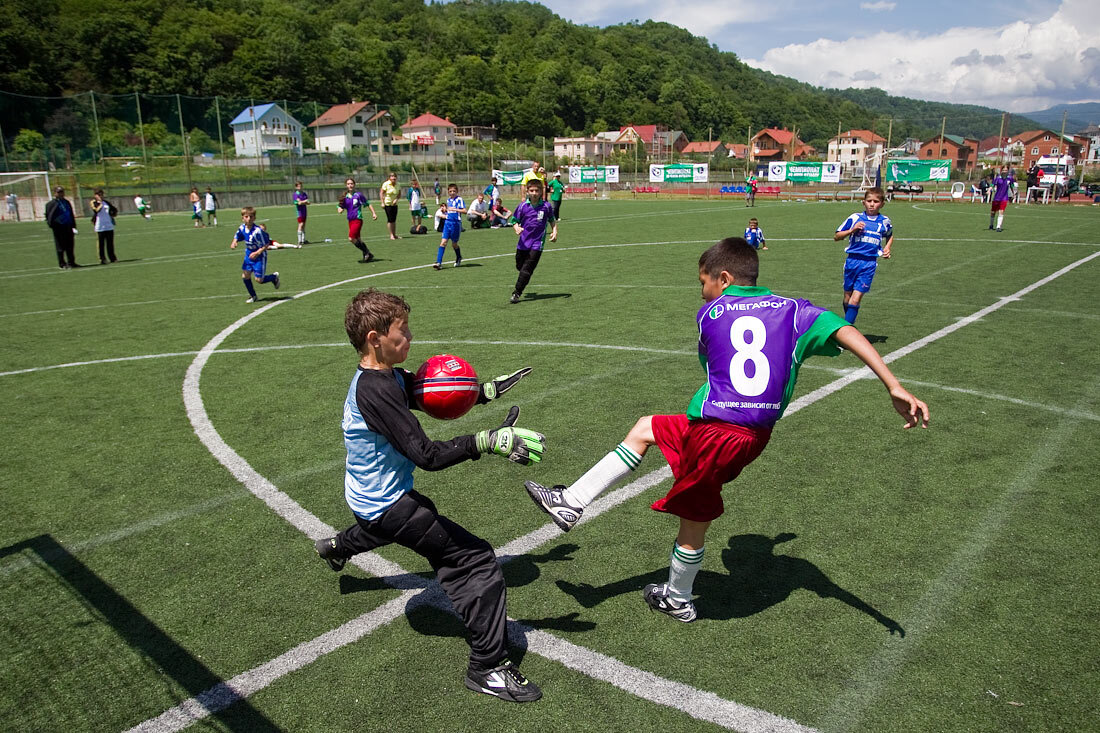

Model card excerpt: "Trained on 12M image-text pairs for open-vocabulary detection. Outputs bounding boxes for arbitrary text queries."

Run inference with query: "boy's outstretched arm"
[833,326,930,429]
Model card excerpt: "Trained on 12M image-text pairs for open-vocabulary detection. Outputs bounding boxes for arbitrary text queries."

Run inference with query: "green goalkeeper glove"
[474,405,545,465]
[478,367,533,403]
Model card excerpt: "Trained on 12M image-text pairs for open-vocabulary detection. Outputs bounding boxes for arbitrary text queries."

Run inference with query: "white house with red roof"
[827,129,887,177]
[392,112,457,162]
[308,101,394,155]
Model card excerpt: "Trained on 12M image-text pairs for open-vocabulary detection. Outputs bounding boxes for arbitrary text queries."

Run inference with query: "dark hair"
[345,289,411,353]
[526,178,544,191]
[93,188,104,196]
[699,237,758,283]
[864,186,885,200]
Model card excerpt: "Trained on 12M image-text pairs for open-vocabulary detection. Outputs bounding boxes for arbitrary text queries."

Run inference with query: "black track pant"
[97,230,116,262]
[334,491,508,668]
[513,249,542,297]
[51,226,76,267]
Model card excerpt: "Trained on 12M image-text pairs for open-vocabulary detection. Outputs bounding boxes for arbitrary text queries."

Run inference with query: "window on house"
[1043,135,1050,141]
[1051,147,1058,154]
[356,116,362,123]
[352,129,364,138]
[1032,147,1039,155]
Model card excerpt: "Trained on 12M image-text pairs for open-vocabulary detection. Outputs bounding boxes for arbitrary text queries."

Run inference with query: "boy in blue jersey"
[509,179,557,304]
[834,187,892,324]
[526,237,928,623]
[314,288,546,702]
[434,183,465,269]
[292,181,309,244]
[230,206,281,303]
[744,217,767,250]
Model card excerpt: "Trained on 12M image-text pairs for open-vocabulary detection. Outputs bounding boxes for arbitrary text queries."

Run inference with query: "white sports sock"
[996,212,1004,229]
[667,543,704,603]
[562,443,642,508]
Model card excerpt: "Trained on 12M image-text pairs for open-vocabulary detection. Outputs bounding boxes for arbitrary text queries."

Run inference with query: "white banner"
[767,162,787,182]
[649,163,708,183]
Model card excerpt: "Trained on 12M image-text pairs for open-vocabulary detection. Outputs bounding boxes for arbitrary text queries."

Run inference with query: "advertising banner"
[766,161,842,183]
[886,160,951,182]
[492,169,531,185]
[568,165,619,183]
[649,163,708,183]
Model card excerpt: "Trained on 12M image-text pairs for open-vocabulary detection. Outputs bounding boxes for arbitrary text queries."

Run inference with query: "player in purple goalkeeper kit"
[508,178,557,304]
[524,237,929,623]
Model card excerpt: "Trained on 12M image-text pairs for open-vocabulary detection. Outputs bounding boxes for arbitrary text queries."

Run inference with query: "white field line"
[5,340,1097,424]
[785,249,1100,417]
[818,375,1100,732]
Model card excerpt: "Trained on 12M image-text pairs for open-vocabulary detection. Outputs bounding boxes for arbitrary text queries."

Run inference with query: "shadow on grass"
[863,334,889,344]
[555,533,904,636]
[519,292,571,302]
[0,535,280,730]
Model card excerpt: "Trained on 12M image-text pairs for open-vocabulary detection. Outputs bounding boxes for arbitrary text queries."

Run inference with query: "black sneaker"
[642,583,697,623]
[454,257,462,267]
[362,253,375,263]
[524,481,581,531]
[272,271,280,290]
[464,660,542,702]
[314,537,346,572]
[433,262,442,270]
[509,292,520,304]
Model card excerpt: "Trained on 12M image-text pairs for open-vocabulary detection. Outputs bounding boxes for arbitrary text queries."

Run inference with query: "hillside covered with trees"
[1,0,1034,151]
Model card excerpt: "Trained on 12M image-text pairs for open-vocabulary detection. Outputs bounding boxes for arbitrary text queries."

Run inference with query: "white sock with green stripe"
[562,443,643,508]
[667,543,704,604]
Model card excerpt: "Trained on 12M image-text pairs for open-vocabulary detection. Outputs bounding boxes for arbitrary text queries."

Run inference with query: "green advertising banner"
[887,159,951,182]
[492,168,531,185]
[766,161,842,183]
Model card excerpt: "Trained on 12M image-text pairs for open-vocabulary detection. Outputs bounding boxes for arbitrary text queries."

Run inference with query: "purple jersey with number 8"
[687,286,848,428]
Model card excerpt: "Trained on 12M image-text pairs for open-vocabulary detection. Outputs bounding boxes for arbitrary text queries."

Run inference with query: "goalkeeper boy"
[315,288,546,702]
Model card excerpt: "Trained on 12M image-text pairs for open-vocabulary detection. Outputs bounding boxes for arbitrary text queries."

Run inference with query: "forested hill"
[1,0,1031,148]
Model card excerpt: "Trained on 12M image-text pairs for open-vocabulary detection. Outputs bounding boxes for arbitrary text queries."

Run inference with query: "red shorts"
[991,199,1009,212]
[649,414,771,522]
[348,219,363,239]
[297,215,306,224]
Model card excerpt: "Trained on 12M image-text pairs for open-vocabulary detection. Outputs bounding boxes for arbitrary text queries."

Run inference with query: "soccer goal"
[1,171,53,222]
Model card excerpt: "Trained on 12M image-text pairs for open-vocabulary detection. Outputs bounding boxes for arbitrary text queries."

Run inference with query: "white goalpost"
[0,171,53,222]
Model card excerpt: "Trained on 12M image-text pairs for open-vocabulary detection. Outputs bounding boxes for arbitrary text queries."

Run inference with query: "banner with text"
[568,165,619,183]
[492,168,532,185]
[649,163,708,183]
[886,160,951,182]
[766,161,841,183]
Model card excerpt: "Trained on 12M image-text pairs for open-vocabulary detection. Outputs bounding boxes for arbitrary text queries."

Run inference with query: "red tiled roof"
[682,141,723,154]
[832,129,886,143]
[755,128,795,145]
[621,124,658,143]
[308,101,371,127]
[405,112,456,128]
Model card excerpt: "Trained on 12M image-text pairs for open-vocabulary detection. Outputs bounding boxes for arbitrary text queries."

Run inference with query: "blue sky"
[538,0,1100,112]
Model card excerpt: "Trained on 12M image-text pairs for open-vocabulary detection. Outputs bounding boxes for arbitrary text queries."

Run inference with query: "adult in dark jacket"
[45,186,78,269]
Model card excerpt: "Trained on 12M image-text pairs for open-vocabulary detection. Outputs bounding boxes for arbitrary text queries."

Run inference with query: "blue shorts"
[242,251,267,278]
[442,219,461,243]
[843,256,878,293]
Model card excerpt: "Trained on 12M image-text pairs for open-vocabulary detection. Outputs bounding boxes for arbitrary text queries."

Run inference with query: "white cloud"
[744,0,1100,111]
[860,1,896,11]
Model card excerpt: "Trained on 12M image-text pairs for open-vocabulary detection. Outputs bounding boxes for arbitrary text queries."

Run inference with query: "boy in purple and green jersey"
[507,179,557,304]
[523,237,929,623]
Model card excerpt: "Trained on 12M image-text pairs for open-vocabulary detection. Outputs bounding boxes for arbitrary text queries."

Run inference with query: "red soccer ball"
[413,354,480,420]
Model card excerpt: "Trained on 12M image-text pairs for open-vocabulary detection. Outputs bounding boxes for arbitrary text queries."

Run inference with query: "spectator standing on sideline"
[380,172,402,241]
[90,188,118,264]
[204,187,219,226]
[548,171,565,220]
[45,186,78,269]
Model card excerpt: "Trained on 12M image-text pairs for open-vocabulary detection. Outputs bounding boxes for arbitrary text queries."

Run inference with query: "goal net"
[0,171,53,222]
